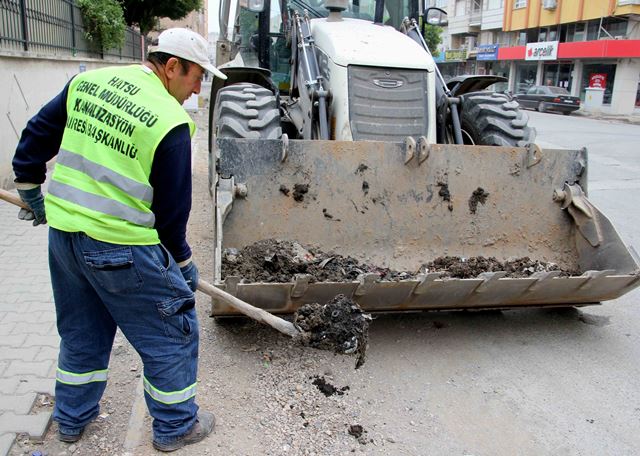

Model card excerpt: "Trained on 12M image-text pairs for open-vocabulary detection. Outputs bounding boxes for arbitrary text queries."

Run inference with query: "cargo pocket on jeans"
[83,246,143,294]
[156,296,197,343]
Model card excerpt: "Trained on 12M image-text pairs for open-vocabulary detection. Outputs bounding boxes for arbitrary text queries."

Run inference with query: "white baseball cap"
[149,28,227,80]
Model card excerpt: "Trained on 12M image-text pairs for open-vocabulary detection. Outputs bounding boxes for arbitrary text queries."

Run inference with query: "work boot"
[152,411,215,452]
[58,427,84,443]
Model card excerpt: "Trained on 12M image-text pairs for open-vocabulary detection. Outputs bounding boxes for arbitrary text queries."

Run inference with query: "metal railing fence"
[0,0,143,60]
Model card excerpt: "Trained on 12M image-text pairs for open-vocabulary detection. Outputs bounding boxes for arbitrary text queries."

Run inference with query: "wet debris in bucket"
[422,256,579,278]
[221,239,580,282]
[222,239,409,283]
[294,295,371,369]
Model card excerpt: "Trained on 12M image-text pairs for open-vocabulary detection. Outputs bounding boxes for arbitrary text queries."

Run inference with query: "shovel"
[0,188,300,338]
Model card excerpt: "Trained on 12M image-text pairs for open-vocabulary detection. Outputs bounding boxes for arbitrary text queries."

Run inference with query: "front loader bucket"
[210,138,639,315]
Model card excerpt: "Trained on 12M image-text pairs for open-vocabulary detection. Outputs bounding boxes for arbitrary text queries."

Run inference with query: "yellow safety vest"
[45,65,195,245]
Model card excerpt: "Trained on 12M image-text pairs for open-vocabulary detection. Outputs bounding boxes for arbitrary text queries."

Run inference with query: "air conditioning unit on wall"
[543,0,557,9]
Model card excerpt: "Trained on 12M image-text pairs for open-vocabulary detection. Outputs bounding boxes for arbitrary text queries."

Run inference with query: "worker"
[11,28,226,452]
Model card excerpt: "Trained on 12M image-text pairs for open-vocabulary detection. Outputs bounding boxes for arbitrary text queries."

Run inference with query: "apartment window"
[497,31,513,46]
[435,0,448,7]
[488,0,504,9]
[455,0,466,16]
[539,28,547,41]
[538,26,558,42]
[514,0,527,8]
[568,22,586,42]
[603,17,628,38]
[517,31,526,45]
[587,21,599,41]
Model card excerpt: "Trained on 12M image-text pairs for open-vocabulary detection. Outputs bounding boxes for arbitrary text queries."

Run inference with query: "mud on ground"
[222,239,580,283]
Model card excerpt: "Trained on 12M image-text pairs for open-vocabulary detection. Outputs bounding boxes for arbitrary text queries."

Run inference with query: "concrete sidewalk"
[0,202,57,456]
[573,110,640,125]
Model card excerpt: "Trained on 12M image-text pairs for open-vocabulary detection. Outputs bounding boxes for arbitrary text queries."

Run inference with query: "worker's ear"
[164,57,181,80]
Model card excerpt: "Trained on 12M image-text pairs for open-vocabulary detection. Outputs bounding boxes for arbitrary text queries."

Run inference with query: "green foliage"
[423,24,443,57]
[77,0,126,50]
[118,0,203,35]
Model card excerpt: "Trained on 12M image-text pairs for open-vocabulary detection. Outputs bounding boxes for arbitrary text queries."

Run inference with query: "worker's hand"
[17,186,47,226]
[180,260,199,292]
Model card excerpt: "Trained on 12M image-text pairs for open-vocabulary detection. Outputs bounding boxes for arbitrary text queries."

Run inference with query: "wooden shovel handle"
[197,279,299,338]
[0,188,29,210]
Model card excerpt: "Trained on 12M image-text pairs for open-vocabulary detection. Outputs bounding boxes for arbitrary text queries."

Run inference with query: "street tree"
[423,24,443,57]
[118,0,203,35]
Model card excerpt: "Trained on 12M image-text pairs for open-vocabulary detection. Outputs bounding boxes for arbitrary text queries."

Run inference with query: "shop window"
[515,62,537,94]
[543,62,573,90]
[581,63,617,105]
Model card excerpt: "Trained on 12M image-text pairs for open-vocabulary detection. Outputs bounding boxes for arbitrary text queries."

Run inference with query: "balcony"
[469,0,483,26]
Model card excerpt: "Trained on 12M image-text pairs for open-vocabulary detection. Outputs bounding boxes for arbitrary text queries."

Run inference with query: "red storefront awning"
[497,40,640,60]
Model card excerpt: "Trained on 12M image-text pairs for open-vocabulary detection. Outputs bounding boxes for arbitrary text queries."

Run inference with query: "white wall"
[610,58,640,115]
[480,7,503,31]
[0,54,135,188]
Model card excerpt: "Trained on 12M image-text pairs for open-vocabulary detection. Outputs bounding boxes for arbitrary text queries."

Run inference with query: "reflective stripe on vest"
[57,148,154,203]
[56,368,108,385]
[48,180,155,227]
[143,376,197,405]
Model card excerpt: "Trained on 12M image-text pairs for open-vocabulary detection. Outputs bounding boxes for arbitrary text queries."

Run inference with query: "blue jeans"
[48,228,199,444]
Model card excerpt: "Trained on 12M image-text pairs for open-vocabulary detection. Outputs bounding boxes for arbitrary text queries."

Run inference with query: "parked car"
[514,85,581,115]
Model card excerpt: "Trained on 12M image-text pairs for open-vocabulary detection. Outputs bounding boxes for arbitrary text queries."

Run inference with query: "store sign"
[589,73,607,89]
[445,49,467,61]
[477,44,499,61]
[525,41,558,61]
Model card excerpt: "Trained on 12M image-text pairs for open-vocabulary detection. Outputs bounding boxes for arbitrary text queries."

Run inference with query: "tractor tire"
[459,92,536,147]
[213,83,282,139]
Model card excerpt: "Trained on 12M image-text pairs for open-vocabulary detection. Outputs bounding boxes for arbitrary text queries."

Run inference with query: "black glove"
[180,261,199,292]
[17,186,47,226]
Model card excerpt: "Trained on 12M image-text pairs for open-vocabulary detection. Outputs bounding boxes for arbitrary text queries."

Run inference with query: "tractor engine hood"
[309,18,435,71]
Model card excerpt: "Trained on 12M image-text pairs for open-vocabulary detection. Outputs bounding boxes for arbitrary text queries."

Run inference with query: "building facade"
[430,0,640,114]
[151,8,209,41]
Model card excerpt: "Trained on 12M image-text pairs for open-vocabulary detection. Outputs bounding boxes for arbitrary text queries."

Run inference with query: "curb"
[572,110,640,125]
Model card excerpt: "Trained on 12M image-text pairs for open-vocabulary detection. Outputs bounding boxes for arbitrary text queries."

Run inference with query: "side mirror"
[240,0,265,13]
[424,7,448,26]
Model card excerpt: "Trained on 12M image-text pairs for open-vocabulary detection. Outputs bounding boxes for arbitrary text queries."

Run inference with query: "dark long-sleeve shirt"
[12,81,193,263]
